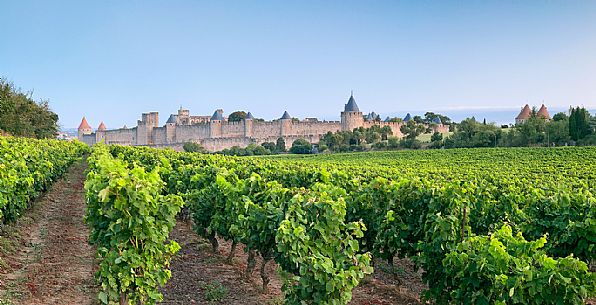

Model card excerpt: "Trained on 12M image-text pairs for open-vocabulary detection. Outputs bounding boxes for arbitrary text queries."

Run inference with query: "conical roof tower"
[97,122,106,131]
[537,104,550,119]
[78,117,91,131]
[344,93,360,112]
[516,104,531,120]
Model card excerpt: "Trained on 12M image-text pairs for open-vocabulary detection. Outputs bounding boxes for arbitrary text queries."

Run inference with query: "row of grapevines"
[105,146,374,304]
[85,145,183,305]
[102,145,596,304]
[0,136,88,223]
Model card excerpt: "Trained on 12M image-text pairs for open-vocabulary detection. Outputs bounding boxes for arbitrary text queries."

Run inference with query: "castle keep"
[78,94,448,151]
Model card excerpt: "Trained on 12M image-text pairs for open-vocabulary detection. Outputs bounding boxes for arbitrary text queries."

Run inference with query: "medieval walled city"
[78,94,449,151]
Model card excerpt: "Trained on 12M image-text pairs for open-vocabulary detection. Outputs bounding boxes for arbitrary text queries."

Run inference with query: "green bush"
[443,224,596,305]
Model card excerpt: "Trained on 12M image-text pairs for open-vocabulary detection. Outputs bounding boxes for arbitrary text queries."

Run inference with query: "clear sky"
[2,1,596,129]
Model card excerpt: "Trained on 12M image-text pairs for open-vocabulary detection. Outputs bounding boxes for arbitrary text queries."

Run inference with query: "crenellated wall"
[221,121,245,138]
[251,121,282,138]
[200,137,253,151]
[286,121,341,137]
[362,121,404,138]
[176,124,210,142]
[79,105,451,152]
[103,128,136,145]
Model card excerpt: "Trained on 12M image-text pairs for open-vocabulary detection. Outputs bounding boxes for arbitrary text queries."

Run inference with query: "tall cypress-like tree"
[569,107,591,141]
[569,107,578,141]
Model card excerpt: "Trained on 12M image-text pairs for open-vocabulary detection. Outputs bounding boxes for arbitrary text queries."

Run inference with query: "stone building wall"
[175,124,210,143]
[362,121,404,138]
[78,95,451,152]
[221,121,245,138]
[286,121,341,137]
[81,134,96,146]
[201,137,254,151]
[251,121,282,138]
[104,128,136,145]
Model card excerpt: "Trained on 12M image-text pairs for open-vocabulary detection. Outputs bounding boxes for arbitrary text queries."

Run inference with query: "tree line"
[438,107,596,149]
[0,78,59,139]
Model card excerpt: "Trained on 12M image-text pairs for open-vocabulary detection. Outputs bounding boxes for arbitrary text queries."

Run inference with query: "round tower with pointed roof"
[280,111,293,136]
[96,122,106,143]
[209,109,224,138]
[341,93,363,131]
[77,117,92,140]
[244,112,254,137]
[537,104,551,120]
[515,104,531,124]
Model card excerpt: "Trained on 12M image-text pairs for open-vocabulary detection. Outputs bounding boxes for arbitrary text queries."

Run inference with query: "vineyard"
[83,145,595,304]
[0,136,88,224]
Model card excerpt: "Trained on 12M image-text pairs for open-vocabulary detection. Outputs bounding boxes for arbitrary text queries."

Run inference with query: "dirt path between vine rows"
[161,219,423,305]
[0,159,97,305]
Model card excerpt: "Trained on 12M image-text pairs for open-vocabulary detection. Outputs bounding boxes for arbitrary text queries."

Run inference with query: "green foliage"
[0,78,59,138]
[400,120,426,140]
[218,143,271,156]
[227,111,247,122]
[85,145,183,304]
[320,126,394,152]
[183,142,207,153]
[569,107,592,141]
[289,138,312,154]
[276,184,373,305]
[261,141,276,152]
[97,145,596,305]
[198,280,228,301]
[443,224,596,305]
[446,117,501,148]
[0,136,87,223]
[276,137,286,152]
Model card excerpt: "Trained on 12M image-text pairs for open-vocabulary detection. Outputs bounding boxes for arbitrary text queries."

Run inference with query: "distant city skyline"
[2,1,596,128]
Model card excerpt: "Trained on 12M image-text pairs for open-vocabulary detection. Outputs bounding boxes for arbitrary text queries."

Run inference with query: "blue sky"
[2,1,596,129]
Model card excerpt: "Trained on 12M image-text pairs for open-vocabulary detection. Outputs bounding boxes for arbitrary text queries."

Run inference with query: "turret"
[77,117,92,140]
[537,104,551,120]
[280,111,292,136]
[340,93,363,131]
[515,104,531,124]
[244,112,254,137]
[209,109,224,138]
[136,112,159,145]
[165,114,177,143]
[95,122,106,143]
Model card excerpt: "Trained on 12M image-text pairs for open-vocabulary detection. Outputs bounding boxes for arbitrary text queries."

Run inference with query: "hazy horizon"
[3,1,596,129]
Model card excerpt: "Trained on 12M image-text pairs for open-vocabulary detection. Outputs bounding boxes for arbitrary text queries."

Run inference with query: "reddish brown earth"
[161,219,423,305]
[0,160,97,305]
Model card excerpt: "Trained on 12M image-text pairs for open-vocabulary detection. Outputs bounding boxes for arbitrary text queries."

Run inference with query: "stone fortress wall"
[78,94,449,151]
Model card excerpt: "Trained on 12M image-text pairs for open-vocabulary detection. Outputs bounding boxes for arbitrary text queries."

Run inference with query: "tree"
[0,78,59,138]
[424,112,452,125]
[431,131,443,142]
[261,142,276,152]
[183,142,207,153]
[289,138,312,154]
[412,115,424,124]
[400,120,425,140]
[569,107,591,141]
[228,111,247,122]
[446,118,501,148]
[552,112,568,122]
[276,137,286,152]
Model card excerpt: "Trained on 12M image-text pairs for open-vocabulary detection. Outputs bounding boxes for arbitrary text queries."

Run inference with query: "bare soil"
[0,160,97,305]
[161,219,423,305]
